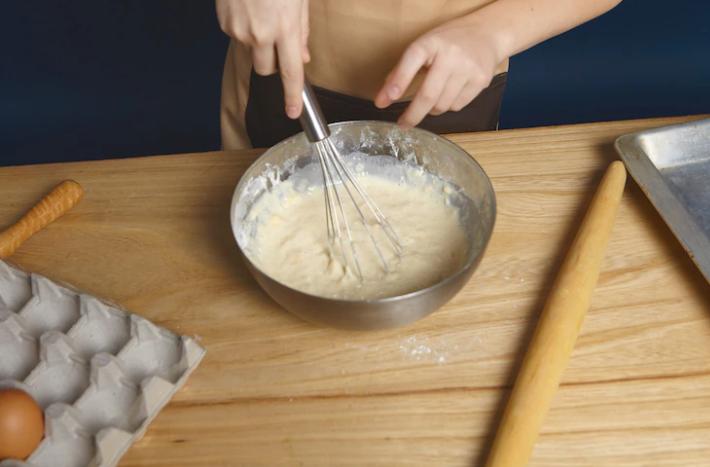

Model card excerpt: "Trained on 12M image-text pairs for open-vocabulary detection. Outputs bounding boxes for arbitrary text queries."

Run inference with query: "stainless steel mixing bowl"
[230,121,496,330]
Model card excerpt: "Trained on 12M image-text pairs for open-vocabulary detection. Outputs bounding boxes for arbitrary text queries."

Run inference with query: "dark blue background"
[1,1,708,166]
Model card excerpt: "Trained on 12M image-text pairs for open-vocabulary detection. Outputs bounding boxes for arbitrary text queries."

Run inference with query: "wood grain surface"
[1,116,709,466]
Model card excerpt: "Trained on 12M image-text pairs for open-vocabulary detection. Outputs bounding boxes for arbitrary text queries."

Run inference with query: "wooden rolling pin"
[0,180,84,259]
[485,161,627,467]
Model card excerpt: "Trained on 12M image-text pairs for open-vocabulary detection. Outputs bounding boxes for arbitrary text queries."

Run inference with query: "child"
[217,0,621,148]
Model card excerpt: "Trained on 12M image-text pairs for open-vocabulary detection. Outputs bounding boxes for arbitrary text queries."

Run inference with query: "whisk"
[299,80,402,280]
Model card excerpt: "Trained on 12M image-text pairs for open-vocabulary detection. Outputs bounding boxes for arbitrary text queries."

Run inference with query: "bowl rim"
[229,120,497,305]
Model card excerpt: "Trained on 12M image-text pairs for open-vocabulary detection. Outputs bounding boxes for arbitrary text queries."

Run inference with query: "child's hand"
[216,0,310,119]
[374,19,505,128]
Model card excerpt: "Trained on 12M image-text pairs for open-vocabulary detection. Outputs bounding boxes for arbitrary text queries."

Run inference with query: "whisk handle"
[299,80,330,142]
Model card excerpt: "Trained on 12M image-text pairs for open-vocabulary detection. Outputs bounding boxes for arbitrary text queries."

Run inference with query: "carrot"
[0,180,84,259]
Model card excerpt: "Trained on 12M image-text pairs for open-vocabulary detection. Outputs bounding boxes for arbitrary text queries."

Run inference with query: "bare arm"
[475,0,623,57]
[375,0,623,127]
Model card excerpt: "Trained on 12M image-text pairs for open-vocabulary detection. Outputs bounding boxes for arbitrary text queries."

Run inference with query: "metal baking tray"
[615,118,710,283]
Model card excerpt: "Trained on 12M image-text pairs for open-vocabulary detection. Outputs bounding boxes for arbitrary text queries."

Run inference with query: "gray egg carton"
[0,261,205,467]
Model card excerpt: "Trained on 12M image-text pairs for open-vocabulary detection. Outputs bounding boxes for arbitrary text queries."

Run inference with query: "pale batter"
[242,165,469,300]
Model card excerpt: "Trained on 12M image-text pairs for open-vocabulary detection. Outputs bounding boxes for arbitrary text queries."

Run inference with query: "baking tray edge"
[615,119,710,284]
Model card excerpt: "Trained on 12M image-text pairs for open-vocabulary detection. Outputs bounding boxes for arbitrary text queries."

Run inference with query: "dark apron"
[245,70,507,148]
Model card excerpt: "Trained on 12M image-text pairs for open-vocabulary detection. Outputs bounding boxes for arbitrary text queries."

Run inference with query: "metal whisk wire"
[300,81,402,280]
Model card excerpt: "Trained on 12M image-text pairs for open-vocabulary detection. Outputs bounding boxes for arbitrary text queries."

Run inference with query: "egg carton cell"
[0,262,32,312]
[0,262,205,467]
[0,315,37,380]
[24,332,90,407]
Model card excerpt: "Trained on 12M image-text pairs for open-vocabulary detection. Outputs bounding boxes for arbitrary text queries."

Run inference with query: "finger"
[429,74,467,116]
[252,45,277,76]
[301,0,310,40]
[301,0,310,62]
[277,36,305,119]
[451,80,486,112]
[374,43,430,109]
[397,58,451,128]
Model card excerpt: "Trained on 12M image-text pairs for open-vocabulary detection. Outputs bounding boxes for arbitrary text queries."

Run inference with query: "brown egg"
[0,388,44,460]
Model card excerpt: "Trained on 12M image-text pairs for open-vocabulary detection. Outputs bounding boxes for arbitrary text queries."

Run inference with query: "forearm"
[463,0,622,63]
[376,0,622,126]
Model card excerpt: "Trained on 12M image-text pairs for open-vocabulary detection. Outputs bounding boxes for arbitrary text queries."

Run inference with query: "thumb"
[374,43,429,109]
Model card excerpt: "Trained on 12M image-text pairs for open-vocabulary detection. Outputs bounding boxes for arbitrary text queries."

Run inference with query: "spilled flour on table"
[398,335,460,365]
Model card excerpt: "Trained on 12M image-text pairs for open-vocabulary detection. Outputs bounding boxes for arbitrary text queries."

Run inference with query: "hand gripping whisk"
[299,81,402,280]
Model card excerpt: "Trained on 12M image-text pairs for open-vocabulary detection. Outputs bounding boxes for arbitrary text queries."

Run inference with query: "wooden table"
[2,116,709,466]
